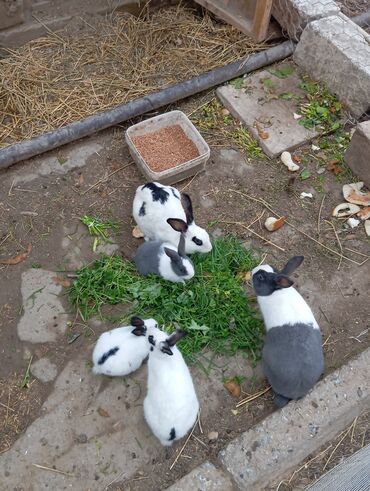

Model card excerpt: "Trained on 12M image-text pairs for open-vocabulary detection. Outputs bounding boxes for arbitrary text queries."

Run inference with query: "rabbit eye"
[192,237,203,246]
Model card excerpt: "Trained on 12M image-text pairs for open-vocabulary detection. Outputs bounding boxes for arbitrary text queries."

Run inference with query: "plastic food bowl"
[125,110,210,185]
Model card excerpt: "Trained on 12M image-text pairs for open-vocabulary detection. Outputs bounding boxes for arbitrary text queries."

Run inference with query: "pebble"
[208,431,219,442]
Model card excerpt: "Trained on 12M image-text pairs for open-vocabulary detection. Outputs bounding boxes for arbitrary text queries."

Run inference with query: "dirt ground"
[0,86,369,489]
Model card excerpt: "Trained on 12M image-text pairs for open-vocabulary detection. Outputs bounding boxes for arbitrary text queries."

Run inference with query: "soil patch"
[132,125,199,171]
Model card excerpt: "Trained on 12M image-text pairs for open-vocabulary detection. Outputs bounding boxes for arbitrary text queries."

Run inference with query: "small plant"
[227,126,263,159]
[80,215,120,251]
[298,77,342,131]
[69,237,263,362]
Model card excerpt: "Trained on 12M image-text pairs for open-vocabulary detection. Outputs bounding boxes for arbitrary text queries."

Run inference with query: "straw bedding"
[0,5,268,148]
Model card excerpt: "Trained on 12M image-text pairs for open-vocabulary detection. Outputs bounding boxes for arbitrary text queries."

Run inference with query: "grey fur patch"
[134,241,161,276]
[262,323,324,400]
[171,188,180,200]
[139,202,146,216]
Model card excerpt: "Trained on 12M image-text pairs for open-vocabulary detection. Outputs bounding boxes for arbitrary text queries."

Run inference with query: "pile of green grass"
[68,237,263,361]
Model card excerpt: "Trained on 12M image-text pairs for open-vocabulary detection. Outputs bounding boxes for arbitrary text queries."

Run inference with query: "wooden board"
[193,0,273,42]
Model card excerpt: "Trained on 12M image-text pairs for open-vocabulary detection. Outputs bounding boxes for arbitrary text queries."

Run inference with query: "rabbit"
[143,328,199,446]
[252,256,324,408]
[132,182,212,254]
[92,316,159,376]
[134,218,195,283]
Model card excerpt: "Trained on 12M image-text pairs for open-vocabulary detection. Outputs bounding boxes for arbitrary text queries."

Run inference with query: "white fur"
[92,318,158,376]
[144,330,199,446]
[133,183,212,254]
[158,243,195,283]
[252,265,319,331]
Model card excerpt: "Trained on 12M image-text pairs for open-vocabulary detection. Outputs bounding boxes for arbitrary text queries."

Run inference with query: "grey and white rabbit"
[134,218,195,283]
[92,316,158,376]
[132,182,212,254]
[252,256,324,408]
[144,329,199,446]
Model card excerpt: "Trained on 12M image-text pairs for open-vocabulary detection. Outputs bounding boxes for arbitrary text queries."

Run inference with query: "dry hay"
[0,373,41,453]
[0,5,268,148]
[336,0,370,17]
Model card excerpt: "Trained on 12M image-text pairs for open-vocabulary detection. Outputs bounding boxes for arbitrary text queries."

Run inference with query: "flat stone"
[219,348,370,490]
[217,65,318,157]
[0,357,151,490]
[17,269,70,343]
[165,461,235,491]
[31,357,58,383]
[344,121,370,188]
[272,0,339,40]
[294,15,370,117]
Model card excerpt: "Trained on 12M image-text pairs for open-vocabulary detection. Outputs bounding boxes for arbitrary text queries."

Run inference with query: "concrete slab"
[217,65,318,157]
[344,121,370,188]
[31,357,59,383]
[0,357,153,491]
[17,269,71,343]
[219,348,370,490]
[165,461,235,491]
[306,443,370,491]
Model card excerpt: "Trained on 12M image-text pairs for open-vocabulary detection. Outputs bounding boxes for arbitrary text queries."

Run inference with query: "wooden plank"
[193,0,273,42]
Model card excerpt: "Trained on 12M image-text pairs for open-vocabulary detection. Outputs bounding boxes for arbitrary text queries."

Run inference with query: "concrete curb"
[167,348,370,490]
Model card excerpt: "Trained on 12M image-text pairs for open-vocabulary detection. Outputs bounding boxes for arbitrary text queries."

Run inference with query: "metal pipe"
[0,40,295,169]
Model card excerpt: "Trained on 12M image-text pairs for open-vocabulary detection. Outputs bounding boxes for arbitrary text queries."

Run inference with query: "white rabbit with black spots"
[132,182,212,254]
[252,256,324,408]
[92,317,158,376]
[134,218,194,283]
[144,329,199,446]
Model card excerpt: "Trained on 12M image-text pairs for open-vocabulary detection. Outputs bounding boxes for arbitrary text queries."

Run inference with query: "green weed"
[68,237,263,362]
[80,215,120,251]
[227,127,263,159]
[298,77,342,131]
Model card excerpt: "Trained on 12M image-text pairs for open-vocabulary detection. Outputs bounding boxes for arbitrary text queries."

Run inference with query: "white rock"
[332,203,361,217]
[300,192,313,199]
[365,220,370,237]
[347,218,360,228]
[281,151,300,172]
[311,144,320,151]
[293,113,302,120]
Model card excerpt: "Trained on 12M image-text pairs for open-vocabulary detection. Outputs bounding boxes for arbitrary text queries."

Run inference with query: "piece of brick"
[344,121,370,188]
[294,15,370,117]
[272,0,339,41]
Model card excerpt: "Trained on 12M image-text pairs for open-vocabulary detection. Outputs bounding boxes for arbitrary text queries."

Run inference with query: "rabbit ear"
[178,234,186,257]
[181,193,194,225]
[160,343,173,356]
[280,256,304,276]
[166,330,187,347]
[130,316,146,336]
[167,218,188,233]
[274,274,294,289]
[131,316,144,327]
[164,247,179,261]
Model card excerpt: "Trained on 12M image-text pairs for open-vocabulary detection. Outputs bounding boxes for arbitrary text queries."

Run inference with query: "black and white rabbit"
[252,256,324,408]
[143,329,199,446]
[92,316,158,376]
[134,218,195,283]
[132,182,212,254]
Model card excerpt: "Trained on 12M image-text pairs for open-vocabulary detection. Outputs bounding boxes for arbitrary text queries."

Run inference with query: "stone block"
[294,15,370,117]
[272,0,339,40]
[219,348,370,490]
[0,0,24,30]
[165,461,235,491]
[344,121,370,188]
